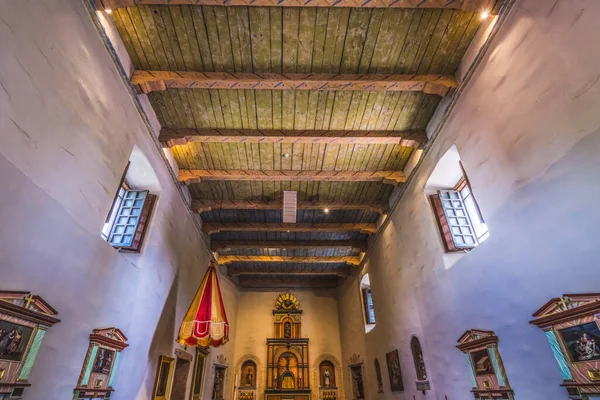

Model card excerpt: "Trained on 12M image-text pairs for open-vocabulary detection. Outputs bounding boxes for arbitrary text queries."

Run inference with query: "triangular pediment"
[92,327,128,343]
[0,291,58,317]
[531,294,600,319]
[457,329,496,345]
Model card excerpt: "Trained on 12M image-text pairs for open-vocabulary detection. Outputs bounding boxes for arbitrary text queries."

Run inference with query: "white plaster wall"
[338,1,600,399]
[0,1,238,399]
[232,290,345,400]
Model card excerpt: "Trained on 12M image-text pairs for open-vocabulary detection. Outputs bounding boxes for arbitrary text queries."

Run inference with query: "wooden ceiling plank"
[115,0,496,12]
[417,9,453,74]
[131,70,458,94]
[202,222,377,234]
[217,255,361,265]
[211,240,368,251]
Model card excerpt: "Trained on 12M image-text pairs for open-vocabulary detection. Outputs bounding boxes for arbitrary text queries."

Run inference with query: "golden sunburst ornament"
[275,292,299,310]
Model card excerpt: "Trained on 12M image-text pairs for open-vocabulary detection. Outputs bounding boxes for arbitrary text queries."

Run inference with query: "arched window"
[374,358,383,393]
[360,273,376,332]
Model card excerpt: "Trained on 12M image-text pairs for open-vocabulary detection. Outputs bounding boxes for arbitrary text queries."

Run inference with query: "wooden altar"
[530,294,600,400]
[0,291,60,400]
[265,293,311,400]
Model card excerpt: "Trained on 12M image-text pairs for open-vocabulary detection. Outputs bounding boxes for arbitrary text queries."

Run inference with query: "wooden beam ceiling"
[179,169,406,185]
[228,265,352,278]
[160,128,427,148]
[237,275,339,289]
[211,240,367,251]
[192,200,388,214]
[99,0,497,13]
[202,223,378,235]
[217,255,361,265]
[132,71,458,96]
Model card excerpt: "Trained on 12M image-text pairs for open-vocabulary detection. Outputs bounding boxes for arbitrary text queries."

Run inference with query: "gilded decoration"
[275,293,300,311]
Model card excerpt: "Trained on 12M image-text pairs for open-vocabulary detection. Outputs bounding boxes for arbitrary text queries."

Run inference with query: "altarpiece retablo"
[530,293,600,400]
[0,291,60,400]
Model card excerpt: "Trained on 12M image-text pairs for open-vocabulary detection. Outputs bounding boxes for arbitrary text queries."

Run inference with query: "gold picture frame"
[152,355,175,400]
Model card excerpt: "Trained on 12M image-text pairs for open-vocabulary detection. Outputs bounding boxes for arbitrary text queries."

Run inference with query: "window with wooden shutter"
[362,288,376,325]
[433,190,477,250]
[108,190,156,252]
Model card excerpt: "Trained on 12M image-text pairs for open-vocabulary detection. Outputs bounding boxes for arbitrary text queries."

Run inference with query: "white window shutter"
[438,190,478,249]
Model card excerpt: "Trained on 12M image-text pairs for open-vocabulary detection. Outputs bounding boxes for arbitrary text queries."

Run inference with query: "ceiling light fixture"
[105,8,112,14]
[480,10,490,19]
[323,208,330,214]
[283,153,290,158]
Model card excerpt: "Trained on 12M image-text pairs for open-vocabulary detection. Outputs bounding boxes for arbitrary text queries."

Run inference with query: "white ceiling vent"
[283,191,297,224]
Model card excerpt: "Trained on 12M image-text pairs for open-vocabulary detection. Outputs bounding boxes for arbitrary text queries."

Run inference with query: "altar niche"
[0,291,60,400]
[456,330,514,400]
[73,328,128,400]
[530,294,600,400]
[266,293,310,400]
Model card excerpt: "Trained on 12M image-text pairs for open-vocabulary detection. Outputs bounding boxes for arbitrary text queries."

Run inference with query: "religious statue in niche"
[212,365,227,400]
[350,365,364,399]
[241,360,257,388]
[530,294,600,399]
[456,329,514,399]
[410,335,431,393]
[319,360,336,388]
[0,291,60,399]
[349,354,364,400]
[73,328,129,399]
[386,349,404,392]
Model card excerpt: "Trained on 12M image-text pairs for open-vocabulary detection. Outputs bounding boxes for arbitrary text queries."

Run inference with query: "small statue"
[324,369,330,387]
[245,369,253,387]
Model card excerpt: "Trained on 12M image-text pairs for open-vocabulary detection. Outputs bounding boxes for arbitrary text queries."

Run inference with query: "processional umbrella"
[177,259,229,348]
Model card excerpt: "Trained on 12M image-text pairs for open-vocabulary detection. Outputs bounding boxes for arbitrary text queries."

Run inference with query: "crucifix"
[23,294,35,309]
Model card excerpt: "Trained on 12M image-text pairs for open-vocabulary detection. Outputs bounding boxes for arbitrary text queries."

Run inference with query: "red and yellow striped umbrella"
[177,260,229,348]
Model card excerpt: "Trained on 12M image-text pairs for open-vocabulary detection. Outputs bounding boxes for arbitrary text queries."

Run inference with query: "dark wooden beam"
[237,275,339,289]
[160,128,426,148]
[132,71,458,96]
[179,169,405,185]
[211,240,367,252]
[98,0,498,14]
[228,265,352,278]
[202,223,377,235]
[217,255,361,265]
[192,199,388,214]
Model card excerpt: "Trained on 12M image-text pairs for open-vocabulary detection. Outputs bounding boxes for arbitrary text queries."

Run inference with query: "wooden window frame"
[362,288,376,325]
[107,190,156,253]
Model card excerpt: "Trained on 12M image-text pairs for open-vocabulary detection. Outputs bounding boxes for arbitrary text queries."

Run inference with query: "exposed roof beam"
[99,0,498,13]
[160,128,427,148]
[228,265,352,278]
[202,223,377,235]
[218,255,361,266]
[132,71,458,96]
[238,275,339,289]
[211,240,367,251]
[179,169,406,185]
[192,199,388,214]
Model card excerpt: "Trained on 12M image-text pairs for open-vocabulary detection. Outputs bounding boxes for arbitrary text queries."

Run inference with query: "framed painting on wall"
[0,320,35,362]
[153,355,175,400]
[386,349,404,392]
